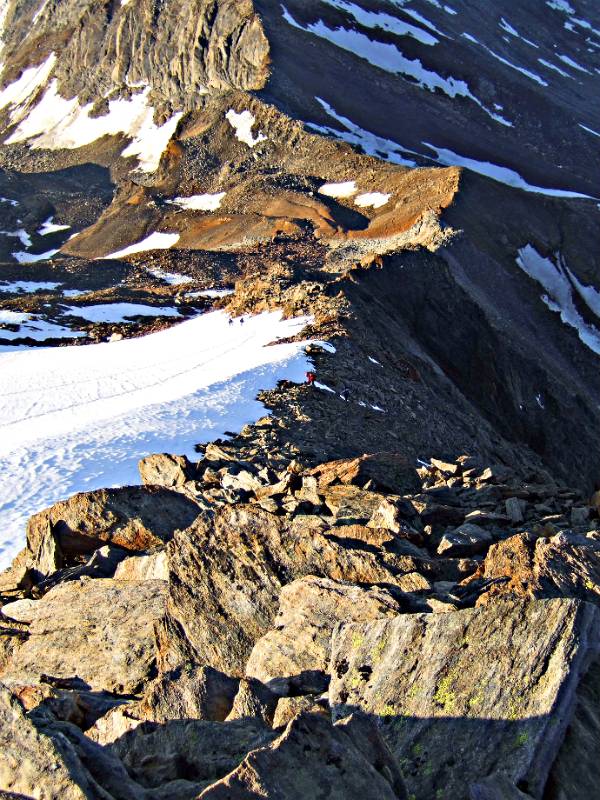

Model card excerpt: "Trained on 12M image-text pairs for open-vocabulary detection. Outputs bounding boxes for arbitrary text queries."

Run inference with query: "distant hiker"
[306,371,316,385]
[340,387,351,402]
[228,318,234,326]
[240,317,245,325]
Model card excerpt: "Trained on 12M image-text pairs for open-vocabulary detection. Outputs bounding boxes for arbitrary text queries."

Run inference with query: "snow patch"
[283,7,511,126]
[147,268,192,286]
[322,0,438,46]
[0,280,61,293]
[167,193,226,211]
[318,180,357,198]
[0,54,56,118]
[6,83,182,173]
[225,109,267,147]
[313,98,417,166]
[355,192,390,208]
[37,216,70,236]
[423,142,598,199]
[516,245,600,356]
[102,232,180,260]
[60,303,181,323]
[0,310,312,567]
[12,248,58,263]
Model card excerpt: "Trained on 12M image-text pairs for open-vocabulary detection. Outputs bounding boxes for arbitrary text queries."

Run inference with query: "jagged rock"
[26,486,202,575]
[222,469,264,494]
[113,550,169,581]
[329,598,600,800]
[475,530,600,606]
[322,484,387,523]
[157,505,431,675]
[570,506,590,526]
[107,717,277,789]
[367,498,404,533]
[87,705,144,746]
[272,696,326,729]
[245,576,402,683]
[138,453,197,488]
[140,665,239,724]
[437,522,493,557]
[430,458,460,475]
[31,544,130,597]
[308,453,416,495]
[1,579,167,693]
[0,683,145,799]
[505,497,527,524]
[200,711,408,799]
[225,678,278,726]
[0,598,38,623]
[469,775,532,799]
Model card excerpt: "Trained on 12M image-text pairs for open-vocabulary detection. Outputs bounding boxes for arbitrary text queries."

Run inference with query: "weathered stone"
[570,506,590,526]
[114,549,169,581]
[87,704,144,746]
[430,458,460,475]
[0,598,38,623]
[308,453,417,494]
[437,523,493,557]
[505,497,526,523]
[329,599,600,800]
[26,486,202,573]
[322,484,383,523]
[138,453,197,488]
[272,695,326,729]
[158,506,429,675]
[222,469,264,494]
[108,717,276,789]
[225,678,278,726]
[367,498,404,533]
[477,531,600,605]
[199,712,408,799]
[246,576,401,683]
[140,665,239,724]
[0,684,145,799]
[1,579,166,693]
[469,775,531,799]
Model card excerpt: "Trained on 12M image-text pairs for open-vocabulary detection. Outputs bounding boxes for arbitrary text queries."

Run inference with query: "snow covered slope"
[0,310,312,568]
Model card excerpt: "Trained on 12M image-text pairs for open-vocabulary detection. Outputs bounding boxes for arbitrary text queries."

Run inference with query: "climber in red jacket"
[306,371,316,385]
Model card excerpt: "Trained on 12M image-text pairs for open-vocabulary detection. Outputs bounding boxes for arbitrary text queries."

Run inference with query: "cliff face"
[1,0,269,108]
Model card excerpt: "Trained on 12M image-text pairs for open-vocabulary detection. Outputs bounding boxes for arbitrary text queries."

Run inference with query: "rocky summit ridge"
[0,0,600,798]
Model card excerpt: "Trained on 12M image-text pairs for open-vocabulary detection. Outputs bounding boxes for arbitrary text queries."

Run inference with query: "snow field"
[0,310,313,568]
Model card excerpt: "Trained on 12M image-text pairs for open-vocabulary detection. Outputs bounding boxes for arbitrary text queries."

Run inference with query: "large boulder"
[475,530,600,605]
[308,452,417,495]
[140,665,239,724]
[199,711,408,799]
[0,579,167,693]
[329,598,600,800]
[0,684,145,799]
[245,576,402,683]
[138,453,198,489]
[157,505,433,675]
[26,486,202,573]
[107,717,276,789]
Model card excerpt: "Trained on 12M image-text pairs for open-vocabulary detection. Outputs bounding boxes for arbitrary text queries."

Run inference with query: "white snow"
[516,245,600,356]
[147,268,192,286]
[283,7,511,126]
[189,289,235,299]
[0,310,312,568]
[322,0,439,46]
[579,123,600,137]
[102,231,180,260]
[310,340,337,353]
[368,356,382,365]
[62,289,88,298]
[538,58,571,77]
[225,109,267,147]
[0,280,61,293]
[0,54,56,118]
[167,193,226,211]
[0,196,18,206]
[1,228,32,247]
[0,312,85,342]
[318,180,357,198]
[422,142,598,199]
[37,216,71,236]
[499,18,539,48]
[546,0,574,12]
[313,98,417,166]
[12,248,58,263]
[486,48,548,86]
[557,53,592,73]
[6,83,182,173]
[355,192,391,208]
[60,303,181,323]
[314,380,336,393]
